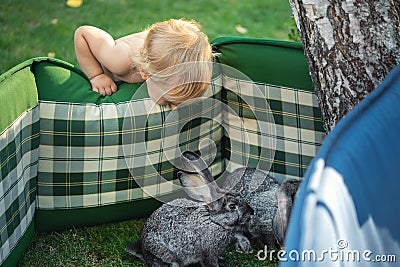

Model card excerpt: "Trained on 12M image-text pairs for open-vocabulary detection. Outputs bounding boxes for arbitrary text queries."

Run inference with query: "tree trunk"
[289,0,400,132]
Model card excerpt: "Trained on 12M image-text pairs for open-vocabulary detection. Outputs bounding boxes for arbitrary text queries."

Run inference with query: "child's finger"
[97,87,106,96]
[111,82,117,93]
[104,86,114,96]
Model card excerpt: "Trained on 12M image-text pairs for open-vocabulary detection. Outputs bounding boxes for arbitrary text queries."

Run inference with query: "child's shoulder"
[116,30,149,46]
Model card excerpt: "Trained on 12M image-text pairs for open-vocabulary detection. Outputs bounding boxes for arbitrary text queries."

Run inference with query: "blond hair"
[132,19,213,103]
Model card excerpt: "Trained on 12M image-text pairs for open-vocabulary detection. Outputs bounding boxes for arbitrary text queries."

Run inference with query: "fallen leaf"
[48,52,56,58]
[235,25,248,34]
[51,19,58,25]
[66,0,83,8]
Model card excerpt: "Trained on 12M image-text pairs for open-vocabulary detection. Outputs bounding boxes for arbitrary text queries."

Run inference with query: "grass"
[3,0,291,266]
[18,219,148,267]
[18,219,278,267]
[1,0,295,74]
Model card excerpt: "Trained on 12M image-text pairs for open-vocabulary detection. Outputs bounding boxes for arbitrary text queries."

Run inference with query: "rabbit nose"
[239,204,254,220]
[247,205,254,216]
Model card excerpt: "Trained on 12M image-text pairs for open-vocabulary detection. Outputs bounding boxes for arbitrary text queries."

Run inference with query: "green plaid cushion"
[36,70,324,209]
[0,106,39,265]
[37,77,223,209]
[223,75,325,181]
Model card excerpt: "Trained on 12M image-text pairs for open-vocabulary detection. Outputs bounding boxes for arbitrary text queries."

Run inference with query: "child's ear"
[139,67,148,80]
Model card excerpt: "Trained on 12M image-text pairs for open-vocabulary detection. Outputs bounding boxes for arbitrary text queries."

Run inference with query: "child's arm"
[74,26,131,96]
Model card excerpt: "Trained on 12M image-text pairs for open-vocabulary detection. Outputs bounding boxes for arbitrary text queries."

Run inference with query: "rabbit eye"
[228,203,238,211]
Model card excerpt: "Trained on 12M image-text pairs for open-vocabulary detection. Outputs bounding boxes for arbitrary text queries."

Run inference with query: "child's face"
[147,79,179,106]
[140,68,178,106]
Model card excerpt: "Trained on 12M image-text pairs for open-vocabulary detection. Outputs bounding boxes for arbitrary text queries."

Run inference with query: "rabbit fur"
[223,167,300,252]
[127,151,253,267]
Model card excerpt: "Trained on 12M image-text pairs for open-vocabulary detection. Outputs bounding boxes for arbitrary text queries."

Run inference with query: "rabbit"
[223,167,301,252]
[127,151,253,267]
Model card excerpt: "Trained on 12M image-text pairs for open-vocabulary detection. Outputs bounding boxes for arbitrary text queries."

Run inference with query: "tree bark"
[289,0,400,132]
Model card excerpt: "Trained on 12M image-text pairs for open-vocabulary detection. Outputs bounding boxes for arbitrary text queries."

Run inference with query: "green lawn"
[2,0,292,266]
[16,212,279,266]
[18,219,278,267]
[1,0,295,74]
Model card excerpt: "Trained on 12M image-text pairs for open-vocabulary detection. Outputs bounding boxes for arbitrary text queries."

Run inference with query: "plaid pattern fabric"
[0,106,39,264]
[37,77,223,209]
[36,71,324,209]
[223,75,325,181]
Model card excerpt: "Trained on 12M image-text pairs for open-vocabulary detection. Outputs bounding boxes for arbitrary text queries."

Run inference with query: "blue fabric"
[282,65,400,266]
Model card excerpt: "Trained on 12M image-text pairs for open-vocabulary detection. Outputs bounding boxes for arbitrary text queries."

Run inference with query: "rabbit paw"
[234,234,253,254]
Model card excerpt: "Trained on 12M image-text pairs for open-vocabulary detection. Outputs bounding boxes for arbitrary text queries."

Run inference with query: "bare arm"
[74,26,131,95]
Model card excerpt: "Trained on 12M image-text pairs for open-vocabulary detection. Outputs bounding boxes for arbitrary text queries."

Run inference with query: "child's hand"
[90,73,117,96]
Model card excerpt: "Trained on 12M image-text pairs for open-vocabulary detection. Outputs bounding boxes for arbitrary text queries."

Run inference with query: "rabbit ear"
[178,171,224,210]
[273,179,301,246]
[180,151,214,184]
[273,190,291,246]
[178,172,213,204]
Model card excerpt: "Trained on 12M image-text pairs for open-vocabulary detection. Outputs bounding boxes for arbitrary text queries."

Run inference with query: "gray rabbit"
[223,167,300,252]
[127,151,253,267]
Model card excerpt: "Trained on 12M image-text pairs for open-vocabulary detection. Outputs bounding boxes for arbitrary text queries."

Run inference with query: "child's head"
[132,19,213,105]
